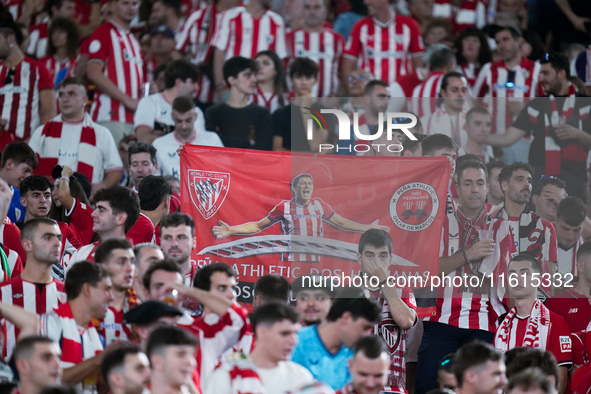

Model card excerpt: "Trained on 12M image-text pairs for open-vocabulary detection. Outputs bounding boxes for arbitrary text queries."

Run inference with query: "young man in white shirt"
[153,96,223,180]
[206,302,314,393]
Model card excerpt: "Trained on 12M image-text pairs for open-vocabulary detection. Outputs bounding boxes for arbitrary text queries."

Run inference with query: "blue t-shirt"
[291,325,353,390]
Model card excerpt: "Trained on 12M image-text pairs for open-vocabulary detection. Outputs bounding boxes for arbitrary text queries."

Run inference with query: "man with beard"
[14,336,63,394]
[490,162,558,298]
[292,274,334,326]
[160,212,197,286]
[41,261,113,392]
[486,53,591,201]
[454,341,507,394]
[550,197,586,279]
[494,254,571,393]
[421,72,471,148]
[474,26,541,164]
[486,161,505,208]
[0,219,66,360]
[94,239,139,346]
[101,344,151,394]
[417,159,516,394]
[336,336,390,394]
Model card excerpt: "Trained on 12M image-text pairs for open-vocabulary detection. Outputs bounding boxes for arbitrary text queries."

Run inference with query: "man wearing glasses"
[486,53,591,202]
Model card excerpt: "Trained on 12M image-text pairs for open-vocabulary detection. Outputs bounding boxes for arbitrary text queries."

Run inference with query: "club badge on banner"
[180,145,450,304]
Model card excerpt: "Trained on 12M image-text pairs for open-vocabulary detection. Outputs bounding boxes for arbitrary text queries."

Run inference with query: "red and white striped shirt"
[1,278,66,359]
[424,213,516,332]
[176,4,221,103]
[472,57,541,134]
[432,0,487,35]
[179,303,250,391]
[410,71,444,119]
[287,28,344,97]
[212,6,288,60]
[457,63,482,89]
[27,17,49,59]
[88,21,144,123]
[557,237,584,277]
[251,88,288,113]
[40,56,77,87]
[0,222,25,263]
[344,13,424,85]
[0,57,54,140]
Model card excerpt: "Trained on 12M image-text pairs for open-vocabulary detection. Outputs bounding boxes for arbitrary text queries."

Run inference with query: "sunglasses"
[4,69,14,85]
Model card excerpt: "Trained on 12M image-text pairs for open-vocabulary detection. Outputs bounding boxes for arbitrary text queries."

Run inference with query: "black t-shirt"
[272,102,336,152]
[512,95,591,182]
[205,103,273,150]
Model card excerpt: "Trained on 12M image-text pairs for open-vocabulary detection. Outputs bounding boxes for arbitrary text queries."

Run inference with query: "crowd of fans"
[0,0,591,391]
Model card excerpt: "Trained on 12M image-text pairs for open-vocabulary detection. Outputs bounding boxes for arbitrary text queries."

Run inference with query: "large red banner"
[180,146,450,304]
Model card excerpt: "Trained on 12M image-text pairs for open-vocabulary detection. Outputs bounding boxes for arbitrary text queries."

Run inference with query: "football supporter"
[165,263,251,390]
[336,335,390,394]
[153,96,223,180]
[175,0,240,105]
[491,162,558,279]
[206,302,314,393]
[506,368,554,394]
[141,260,183,301]
[40,261,112,390]
[421,133,458,214]
[212,173,390,261]
[148,0,184,37]
[531,177,567,224]
[147,325,198,394]
[286,0,344,98]
[67,186,140,267]
[144,25,176,96]
[494,254,572,393]
[341,0,424,86]
[421,18,453,48]
[356,229,417,392]
[123,300,183,348]
[505,348,560,391]
[253,273,290,306]
[127,143,158,189]
[0,18,55,148]
[431,0,486,35]
[13,336,62,394]
[574,46,591,95]
[211,0,287,100]
[410,44,457,119]
[40,18,79,88]
[206,56,273,150]
[291,274,334,326]
[416,159,516,394]
[100,344,151,394]
[126,175,172,245]
[421,71,471,147]
[437,354,458,391]
[292,288,381,390]
[272,58,333,152]
[94,239,139,346]
[160,212,197,285]
[486,53,591,201]
[457,107,495,163]
[29,77,124,194]
[451,342,507,394]
[86,0,144,145]
[252,51,289,114]
[342,68,373,113]
[474,26,541,164]
[486,160,505,207]
[26,0,75,59]
[546,240,591,333]
[132,242,164,300]
[552,197,586,278]
[453,27,492,89]
[134,60,203,145]
[0,219,65,359]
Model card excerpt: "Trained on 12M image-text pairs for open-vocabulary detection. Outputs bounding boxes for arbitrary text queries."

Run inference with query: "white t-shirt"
[29,119,123,184]
[152,130,223,180]
[205,360,314,394]
[134,93,205,134]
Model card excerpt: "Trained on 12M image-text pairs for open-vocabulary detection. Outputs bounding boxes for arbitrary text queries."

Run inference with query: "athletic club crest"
[389,182,439,232]
[188,170,230,220]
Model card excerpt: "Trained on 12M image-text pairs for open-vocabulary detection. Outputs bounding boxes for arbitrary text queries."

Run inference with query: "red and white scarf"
[52,302,103,369]
[219,353,266,394]
[539,84,590,176]
[495,299,550,352]
[36,114,98,182]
